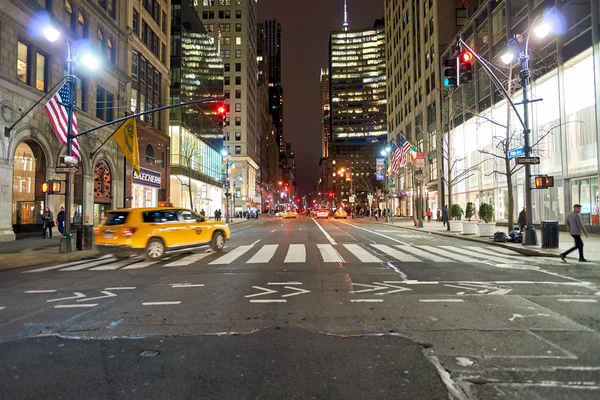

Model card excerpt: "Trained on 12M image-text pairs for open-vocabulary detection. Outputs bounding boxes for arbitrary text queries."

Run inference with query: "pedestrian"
[41,207,54,239]
[442,205,448,227]
[561,204,589,262]
[518,207,527,231]
[217,209,222,221]
[436,208,441,222]
[214,210,219,221]
[56,207,65,235]
[426,208,433,222]
[200,209,206,217]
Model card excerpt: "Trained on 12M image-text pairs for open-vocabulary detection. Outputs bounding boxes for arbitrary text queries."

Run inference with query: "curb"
[371,221,560,258]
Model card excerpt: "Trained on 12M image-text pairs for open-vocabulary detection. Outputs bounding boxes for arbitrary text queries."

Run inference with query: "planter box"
[478,222,497,237]
[449,220,463,232]
[462,221,478,235]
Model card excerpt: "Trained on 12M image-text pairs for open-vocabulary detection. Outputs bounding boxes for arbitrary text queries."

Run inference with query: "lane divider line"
[142,301,182,305]
[311,218,337,245]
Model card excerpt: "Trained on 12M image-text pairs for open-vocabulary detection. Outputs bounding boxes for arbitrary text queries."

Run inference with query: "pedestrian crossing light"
[459,51,473,84]
[534,175,554,189]
[41,180,61,194]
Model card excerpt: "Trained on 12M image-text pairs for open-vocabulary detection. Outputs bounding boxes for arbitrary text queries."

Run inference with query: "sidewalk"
[368,217,600,261]
[0,218,253,272]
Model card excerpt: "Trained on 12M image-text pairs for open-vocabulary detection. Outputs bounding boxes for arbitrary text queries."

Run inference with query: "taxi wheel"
[145,238,165,260]
[211,231,225,252]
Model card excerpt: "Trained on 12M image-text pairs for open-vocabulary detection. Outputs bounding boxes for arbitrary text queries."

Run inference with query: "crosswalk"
[23,243,539,273]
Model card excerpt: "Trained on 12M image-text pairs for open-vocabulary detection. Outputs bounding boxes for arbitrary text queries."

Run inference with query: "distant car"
[94,207,230,260]
[334,209,348,219]
[282,210,297,219]
[317,210,329,219]
[275,212,283,217]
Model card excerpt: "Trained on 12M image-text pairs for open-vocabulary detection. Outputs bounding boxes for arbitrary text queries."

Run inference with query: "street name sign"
[508,147,525,159]
[515,157,540,165]
[55,166,79,174]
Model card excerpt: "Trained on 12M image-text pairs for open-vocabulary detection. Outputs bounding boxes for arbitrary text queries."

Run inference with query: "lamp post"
[381,146,391,223]
[501,17,554,246]
[221,149,230,223]
[44,26,98,253]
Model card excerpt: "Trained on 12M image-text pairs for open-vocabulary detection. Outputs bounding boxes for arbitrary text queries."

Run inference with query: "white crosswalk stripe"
[284,244,306,263]
[417,245,477,263]
[371,244,421,262]
[208,245,253,265]
[59,258,120,271]
[23,255,114,273]
[247,244,278,264]
[442,246,520,264]
[164,252,212,267]
[89,261,135,271]
[317,244,344,263]
[343,244,382,263]
[461,245,525,261]
[395,245,452,263]
[121,261,159,270]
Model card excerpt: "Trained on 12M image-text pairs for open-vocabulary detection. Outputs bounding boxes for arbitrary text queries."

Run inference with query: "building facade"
[440,0,600,232]
[170,0,224,216]
[1,0,131,240]
[328,19,387,209]
[320,68,330,158]
[195,0,260,213]
[384,0,468,217]
[127,0,172,211]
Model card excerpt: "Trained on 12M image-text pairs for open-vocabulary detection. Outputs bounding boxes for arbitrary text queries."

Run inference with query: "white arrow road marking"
[142,301,182,306]
[488,288,513,295]
[281,286,311,297]
[267,282,303,285]
[104,287,136,290]
[350,283,387,294]
[509,313,551,322]
[373,283,413,295]
[0,307,5,310]
[47,292,86,302]
[245,286,278,298]
[77,291,117,302]
[419,299,464,303]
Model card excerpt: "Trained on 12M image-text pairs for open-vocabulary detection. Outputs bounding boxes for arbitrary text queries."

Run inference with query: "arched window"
[97,26,104,52]
[77,11,87,38]
[145,144,155,165]
[64,1,74,32]
[107,37,115,63]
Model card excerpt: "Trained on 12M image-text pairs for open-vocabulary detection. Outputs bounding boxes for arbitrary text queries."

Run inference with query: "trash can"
[76,226,84,250]
[83,225,94,249]
[541,220,559,249]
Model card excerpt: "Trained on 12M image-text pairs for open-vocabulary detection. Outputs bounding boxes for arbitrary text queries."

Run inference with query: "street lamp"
[499,14,557,246]
[44,24,99,253]
[381,147,391,223]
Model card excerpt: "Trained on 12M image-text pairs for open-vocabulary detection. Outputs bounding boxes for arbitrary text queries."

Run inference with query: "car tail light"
[93,228,100,235]
[121,227,137,236]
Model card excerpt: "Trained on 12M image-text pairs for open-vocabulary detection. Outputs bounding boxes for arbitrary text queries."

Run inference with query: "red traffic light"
[217,105,226,114]
[460,51,473,63]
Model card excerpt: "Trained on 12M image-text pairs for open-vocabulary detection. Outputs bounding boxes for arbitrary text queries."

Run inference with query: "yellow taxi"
[94,207,231,260]
[282,210,297,219]
[334,209,348,219]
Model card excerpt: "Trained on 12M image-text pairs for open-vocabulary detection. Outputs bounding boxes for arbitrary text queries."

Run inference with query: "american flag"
[390,142,401,173]
[43,83,81,163]
[398,135,411,167]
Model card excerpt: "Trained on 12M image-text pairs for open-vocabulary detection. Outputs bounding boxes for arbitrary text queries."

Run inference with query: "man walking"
[518,207,527,231]
[56,207,65,235]
[561,204,589,262]
[442,205,448,227]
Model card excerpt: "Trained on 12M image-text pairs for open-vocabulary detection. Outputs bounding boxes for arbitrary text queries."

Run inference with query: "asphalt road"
[1,216,599,399]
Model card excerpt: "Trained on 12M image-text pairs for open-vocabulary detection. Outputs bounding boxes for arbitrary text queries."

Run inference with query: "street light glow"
[43,27,60,43]
[221,149,228,156]
[534,22,551,39]
[501,52,515,65]
[380,150,386,156]
[79,51,99,70]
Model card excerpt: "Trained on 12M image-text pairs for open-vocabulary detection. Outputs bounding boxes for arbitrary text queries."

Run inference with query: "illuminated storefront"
[132,168,161,208]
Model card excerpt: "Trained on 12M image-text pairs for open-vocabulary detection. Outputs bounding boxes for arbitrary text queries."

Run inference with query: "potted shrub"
[449,204,463,232]
[462,202,478,235]
[477,202,497,237]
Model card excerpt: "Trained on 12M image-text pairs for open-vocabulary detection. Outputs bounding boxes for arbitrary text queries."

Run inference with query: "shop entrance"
[570,177,599,227]
[12,141,46,234]
[93,160,112,225]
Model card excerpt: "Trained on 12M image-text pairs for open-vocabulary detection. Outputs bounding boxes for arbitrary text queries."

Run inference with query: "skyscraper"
[328,17,386,205]
[320,68,330,158]
[195,0,260,213]
[258,19,284,155]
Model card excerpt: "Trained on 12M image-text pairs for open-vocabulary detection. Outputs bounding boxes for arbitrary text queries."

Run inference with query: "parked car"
[94,207,230,260]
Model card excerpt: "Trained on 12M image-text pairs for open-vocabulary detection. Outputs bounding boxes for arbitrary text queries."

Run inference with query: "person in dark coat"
[41,207,54,238]
[442,205,449,227]
[56,207,65,234]
[518,207,527,231]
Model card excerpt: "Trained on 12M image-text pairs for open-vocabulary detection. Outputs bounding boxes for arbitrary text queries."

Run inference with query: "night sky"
[258,0,384,195]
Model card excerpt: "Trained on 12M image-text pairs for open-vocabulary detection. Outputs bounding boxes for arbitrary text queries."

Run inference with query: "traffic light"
[216,103,227,129]
[534,175,554,189]
[41,180,61,194]
[443,57,458,87]
[328,192,334,198]
[458,51,473,84]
